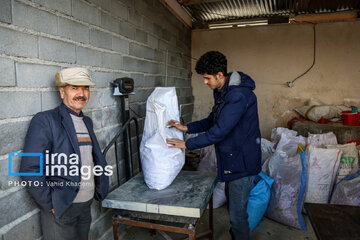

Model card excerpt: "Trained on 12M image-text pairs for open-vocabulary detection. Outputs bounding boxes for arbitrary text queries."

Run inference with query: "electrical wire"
[287,22,317,87]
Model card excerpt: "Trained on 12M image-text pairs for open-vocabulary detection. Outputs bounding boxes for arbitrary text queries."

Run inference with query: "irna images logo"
[8,150,113,179]
[8,150,43,176]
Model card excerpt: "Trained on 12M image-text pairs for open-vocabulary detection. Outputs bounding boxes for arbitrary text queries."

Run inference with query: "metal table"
[102,171,217,240]
[305,203,360,240]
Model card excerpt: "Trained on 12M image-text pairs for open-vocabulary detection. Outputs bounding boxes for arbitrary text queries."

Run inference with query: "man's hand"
[166,138,186,149]
[167,120,188,132]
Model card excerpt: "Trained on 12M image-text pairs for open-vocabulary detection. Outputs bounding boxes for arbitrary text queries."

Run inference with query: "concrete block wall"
[0,0,193,239]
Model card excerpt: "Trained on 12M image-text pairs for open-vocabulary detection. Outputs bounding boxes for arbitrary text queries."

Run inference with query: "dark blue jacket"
[186,72,261,182]
[20,103,109,218]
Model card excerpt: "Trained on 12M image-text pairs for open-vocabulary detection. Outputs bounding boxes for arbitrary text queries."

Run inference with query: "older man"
[20,68,110,240]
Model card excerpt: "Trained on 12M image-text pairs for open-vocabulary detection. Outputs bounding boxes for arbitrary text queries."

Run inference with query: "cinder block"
[98,89,116,107]
[135,29,147,44]
[123,57,160,74]
[129,103,146,118]
[95,124,121,149]
[128,89,153,103]
[87,0,112,12]
[72,0,101,26]
[0,120,30,156]
[180,103,194,116]
[110,1,128,20]
[143,21,162,38]
[16,63,60,88]
[0,92,41,119]
[101,53,123,70]
[100,12,120,34]
[0,0,12,24]
[85,106,120,130]
[85,89,115,109]
[34,0,71,15]
[41,91,62,111]
[131,73,144,87]
[58,17,90,44]
[128,8,142,28]
[119,21,135,39]
[90,29,112,50]
[0,156,21,190]
[76,46,102,67]
[2,209,41,240]
[39,37,76,63]
[92,71,119,88]
[0,27,38,58]
[118,0,134,8]
[13,1,58,36]
[144,75,164,87]
[112,36,129,54]
[0,188,38,228]
[129,43,154,60]
[147,34,158,49]
[90,199,102,221]
[89,210,113,240]
[0,58,15,87]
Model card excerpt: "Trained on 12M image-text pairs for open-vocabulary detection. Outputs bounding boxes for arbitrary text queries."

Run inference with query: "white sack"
[331,170,360,206]
[140,87,185,190]
[307,132,338,147]
[326,142,359,182]
[261,138,275,165]
[305,145,342,203]
[270,127,297,147]
[295,105,350,122]
[276,133,307,158]
[198,145,226,208]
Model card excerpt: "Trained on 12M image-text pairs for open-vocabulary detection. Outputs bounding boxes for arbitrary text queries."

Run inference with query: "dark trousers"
[40,199,93,240]
[226,175,254,240]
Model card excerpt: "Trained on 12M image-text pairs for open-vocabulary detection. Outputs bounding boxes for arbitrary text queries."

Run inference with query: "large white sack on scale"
[140,87,185,190]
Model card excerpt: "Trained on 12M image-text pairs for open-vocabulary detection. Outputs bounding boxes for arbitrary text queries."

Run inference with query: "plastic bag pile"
[260,127,360,231]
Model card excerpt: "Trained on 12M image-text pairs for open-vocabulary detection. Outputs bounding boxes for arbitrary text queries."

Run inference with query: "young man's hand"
[167,120,188,132]
[166,138,186,149]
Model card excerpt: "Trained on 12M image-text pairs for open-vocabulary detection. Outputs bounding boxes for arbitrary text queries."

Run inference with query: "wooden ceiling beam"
[291,11,358,23]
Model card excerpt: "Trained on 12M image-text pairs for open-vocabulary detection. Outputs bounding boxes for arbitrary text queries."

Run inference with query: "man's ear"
[59,87,65,99]
[217,72,225,81]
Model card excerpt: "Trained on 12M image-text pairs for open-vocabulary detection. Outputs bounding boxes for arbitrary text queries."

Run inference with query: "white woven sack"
[326,142,359,182]
[140,87,185,190]
[307,132,338,147]
[305,145,342,203]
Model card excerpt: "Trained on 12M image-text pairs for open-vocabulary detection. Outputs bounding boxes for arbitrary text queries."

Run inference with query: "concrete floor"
[114,204,317,240]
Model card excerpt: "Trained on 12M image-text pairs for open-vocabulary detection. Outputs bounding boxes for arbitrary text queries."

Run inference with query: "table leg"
[113,218,118,240]
[189,233,196,240]
[209,195,213,239]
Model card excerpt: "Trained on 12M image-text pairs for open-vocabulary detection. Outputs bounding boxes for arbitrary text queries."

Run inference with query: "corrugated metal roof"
[180,0,360,24]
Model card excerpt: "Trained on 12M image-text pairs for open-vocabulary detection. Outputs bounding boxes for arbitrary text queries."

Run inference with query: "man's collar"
[61,103,84,117]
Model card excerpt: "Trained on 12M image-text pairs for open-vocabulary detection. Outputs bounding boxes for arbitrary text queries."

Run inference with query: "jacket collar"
[61,103,84,117]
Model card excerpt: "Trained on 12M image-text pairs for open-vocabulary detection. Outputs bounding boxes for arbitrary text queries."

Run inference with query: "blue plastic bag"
[247,172,274,230]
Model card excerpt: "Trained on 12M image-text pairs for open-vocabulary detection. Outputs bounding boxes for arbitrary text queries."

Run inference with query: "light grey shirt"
[70,113,95,203]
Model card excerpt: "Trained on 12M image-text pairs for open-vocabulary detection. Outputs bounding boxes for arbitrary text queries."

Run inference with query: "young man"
[20,68,109,240]
[166,51,261,240]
